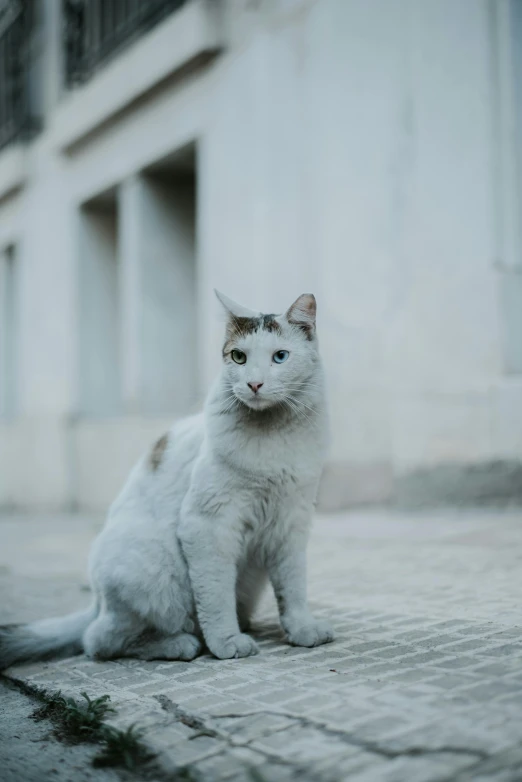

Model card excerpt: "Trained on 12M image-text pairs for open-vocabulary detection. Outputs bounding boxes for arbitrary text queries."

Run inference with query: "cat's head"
[216,290,319,411]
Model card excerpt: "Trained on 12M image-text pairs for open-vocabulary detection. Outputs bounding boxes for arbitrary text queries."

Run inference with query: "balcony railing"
[63,0,190,88]
[0,0,40,153]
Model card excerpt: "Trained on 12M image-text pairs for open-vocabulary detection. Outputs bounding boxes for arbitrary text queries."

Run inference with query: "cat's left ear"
[214,289,261,319]
[285,294,316,338]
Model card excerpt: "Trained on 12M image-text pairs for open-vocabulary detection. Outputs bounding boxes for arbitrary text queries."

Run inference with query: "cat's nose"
[247,382,264,394]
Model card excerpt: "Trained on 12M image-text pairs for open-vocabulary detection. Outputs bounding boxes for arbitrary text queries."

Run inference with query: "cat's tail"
[0,603,98,671]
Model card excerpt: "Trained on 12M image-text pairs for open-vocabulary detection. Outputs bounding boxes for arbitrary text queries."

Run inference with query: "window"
[63,0,190,87]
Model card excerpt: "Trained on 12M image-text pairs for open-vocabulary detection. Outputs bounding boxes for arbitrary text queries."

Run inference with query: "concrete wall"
[0,0,521,512]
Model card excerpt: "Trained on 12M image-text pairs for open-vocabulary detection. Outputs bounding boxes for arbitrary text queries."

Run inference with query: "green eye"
[273,350,289,364]
[231,349,247,364]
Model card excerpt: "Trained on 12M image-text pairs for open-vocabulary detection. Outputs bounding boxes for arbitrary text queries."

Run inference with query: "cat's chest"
[250,476,292,522]
[240,474,315,551]
[227,424,325,481]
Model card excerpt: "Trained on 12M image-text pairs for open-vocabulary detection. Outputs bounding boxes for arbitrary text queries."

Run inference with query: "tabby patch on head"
[215,290,319,412]
[223,314,281,354]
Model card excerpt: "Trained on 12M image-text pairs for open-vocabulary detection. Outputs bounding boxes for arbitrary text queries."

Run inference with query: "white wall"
[0,245,17,418]
[0,0,521,511]
[201,0,521,504]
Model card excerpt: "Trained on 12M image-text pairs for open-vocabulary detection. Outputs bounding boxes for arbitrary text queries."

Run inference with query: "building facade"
[0,0,521,512]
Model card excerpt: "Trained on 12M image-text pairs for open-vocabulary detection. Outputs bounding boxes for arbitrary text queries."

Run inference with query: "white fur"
[0,293,334,667]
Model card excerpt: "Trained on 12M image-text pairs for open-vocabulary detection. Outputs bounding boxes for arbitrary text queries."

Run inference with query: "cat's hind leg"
[83,610,130,660]
[82,609,138,660]
[236,566,268,632]
[83,611,202,661]
[124,631,202,661]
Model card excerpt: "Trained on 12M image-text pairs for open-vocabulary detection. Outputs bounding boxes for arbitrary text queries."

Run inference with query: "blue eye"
[273,350,289,364]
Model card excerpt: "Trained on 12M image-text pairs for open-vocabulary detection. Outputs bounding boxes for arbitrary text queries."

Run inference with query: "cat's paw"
[169,633,203,661]
[208,633,260,659]
[285,619,335,648]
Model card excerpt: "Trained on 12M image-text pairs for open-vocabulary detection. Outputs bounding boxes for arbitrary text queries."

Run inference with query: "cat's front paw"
[207,633,260,660]
[285,619,335,648]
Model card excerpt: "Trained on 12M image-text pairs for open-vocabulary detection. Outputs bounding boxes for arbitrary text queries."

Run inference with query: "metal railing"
[0,0,40,153]
[63,0,190,87]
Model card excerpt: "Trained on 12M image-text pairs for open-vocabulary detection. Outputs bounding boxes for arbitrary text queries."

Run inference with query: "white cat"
[0,291,334,668]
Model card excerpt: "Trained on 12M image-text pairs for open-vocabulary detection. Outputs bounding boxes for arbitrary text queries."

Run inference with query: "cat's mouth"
[235,391,276,412]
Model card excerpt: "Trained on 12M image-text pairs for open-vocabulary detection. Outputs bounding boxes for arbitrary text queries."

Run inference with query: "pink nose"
[247,382,263,394]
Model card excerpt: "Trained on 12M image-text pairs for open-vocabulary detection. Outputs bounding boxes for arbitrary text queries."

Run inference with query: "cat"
[0,291,334,668]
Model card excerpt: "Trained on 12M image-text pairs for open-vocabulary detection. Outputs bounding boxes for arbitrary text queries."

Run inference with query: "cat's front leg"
[178,512,259,660]
[268,547,335,648]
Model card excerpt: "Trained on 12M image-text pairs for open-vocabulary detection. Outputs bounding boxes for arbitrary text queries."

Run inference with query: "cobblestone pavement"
[0,677,120,782]
[1,509,522,781]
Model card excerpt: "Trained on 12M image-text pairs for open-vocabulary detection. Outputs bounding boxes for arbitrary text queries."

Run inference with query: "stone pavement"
[1,508,522,781]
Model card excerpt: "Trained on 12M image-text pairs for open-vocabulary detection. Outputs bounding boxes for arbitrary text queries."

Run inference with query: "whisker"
[288,395,320,425]
[286,395,319,415]
[280,396,301,421]
[282,384,324,396]
[282,395,313,426]
[219,393,239,414]
[284,383,323,390]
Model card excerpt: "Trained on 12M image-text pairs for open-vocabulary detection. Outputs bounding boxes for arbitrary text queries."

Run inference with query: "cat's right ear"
[214,289,261,320]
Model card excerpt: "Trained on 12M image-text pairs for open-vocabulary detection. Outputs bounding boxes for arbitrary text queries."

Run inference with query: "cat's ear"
[214,289,261,319]
[285,294,316,337]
